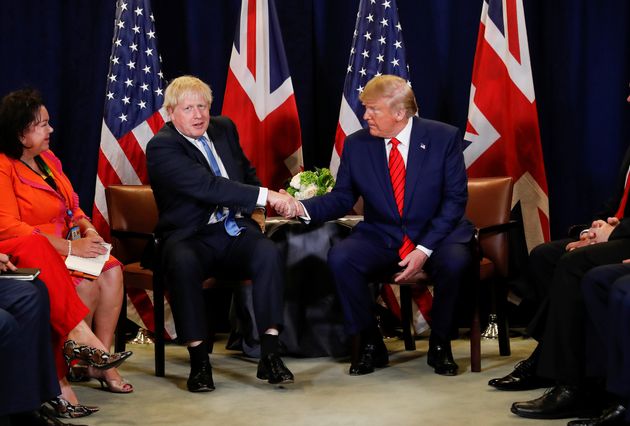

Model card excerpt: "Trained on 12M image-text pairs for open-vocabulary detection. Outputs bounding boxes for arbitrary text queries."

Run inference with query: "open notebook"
[65,242,112,278]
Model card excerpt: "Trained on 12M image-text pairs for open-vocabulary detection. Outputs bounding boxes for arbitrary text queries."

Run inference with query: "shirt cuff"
[299,201,311,223]
[257,187,268,207]
[416,244,433,257]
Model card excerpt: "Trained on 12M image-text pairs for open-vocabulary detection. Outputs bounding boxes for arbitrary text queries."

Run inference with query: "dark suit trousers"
[528,239,630,384]
[582,264,630,404]
[327,231,473,340]
[0,279,59,416]
[163,219,285,343]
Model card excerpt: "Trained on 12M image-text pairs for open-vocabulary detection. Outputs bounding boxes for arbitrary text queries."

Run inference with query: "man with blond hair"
[146,75,295,392]
[281,75,475,376]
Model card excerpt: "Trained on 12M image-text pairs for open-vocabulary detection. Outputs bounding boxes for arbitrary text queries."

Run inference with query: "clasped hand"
[267,189,304,218]
[565,217,619,251]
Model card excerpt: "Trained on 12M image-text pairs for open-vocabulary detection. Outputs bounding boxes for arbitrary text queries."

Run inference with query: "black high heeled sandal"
[46,397,99,419]
[62,340,132,370]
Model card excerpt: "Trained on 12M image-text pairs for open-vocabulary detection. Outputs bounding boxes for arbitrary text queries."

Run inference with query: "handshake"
[268,190,305,219]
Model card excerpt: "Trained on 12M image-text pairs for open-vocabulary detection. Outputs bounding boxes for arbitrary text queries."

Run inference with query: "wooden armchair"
[385,176,515,372]
[105,185,166,376]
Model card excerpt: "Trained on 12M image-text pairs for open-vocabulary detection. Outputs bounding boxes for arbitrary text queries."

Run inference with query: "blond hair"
[359,75,417,117]
[164,75,213,111]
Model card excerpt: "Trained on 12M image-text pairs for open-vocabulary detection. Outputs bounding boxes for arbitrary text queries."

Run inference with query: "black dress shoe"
[488,359,553,391]
[187,359,215,392]
[567,404,628,425]
[257,353,294,384]
[427,339,458,376]
[349,338,389,376]
[511,385,598,419]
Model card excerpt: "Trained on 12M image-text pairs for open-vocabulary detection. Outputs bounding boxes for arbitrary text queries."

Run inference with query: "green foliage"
[286,167,336,199]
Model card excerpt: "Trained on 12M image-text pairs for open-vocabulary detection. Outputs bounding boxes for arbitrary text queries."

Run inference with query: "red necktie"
[615,170,630,219]
[389,138,415,259]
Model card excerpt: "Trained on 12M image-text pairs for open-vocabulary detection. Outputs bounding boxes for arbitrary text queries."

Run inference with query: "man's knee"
[252,237,282,265]
[327,244,353,274]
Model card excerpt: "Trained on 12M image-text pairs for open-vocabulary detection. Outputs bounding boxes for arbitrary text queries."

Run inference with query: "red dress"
[0,234,89,379]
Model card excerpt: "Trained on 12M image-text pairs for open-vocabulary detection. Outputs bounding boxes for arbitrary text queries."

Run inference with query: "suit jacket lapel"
[403,117,428,215]
[167,123,213,173]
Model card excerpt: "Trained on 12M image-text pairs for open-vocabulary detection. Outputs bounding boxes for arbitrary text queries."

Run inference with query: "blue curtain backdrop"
[0,0,628,239]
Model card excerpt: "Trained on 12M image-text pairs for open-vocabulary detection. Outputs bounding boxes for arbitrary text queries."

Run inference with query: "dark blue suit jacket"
[303,116,474,251]
[146,117,261,245]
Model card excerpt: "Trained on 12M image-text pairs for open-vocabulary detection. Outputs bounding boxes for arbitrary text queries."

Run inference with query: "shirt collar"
[385,118,413,147]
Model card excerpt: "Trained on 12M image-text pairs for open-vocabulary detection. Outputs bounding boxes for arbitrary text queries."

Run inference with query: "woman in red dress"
[0,89,133,410]
[0,234,131,418]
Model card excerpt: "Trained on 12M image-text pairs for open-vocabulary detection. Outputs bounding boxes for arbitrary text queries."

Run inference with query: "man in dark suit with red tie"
[283,75,475,376]
[146,76,295,393]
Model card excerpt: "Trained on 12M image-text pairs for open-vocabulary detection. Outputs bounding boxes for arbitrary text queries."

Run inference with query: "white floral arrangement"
[287,168,335,200]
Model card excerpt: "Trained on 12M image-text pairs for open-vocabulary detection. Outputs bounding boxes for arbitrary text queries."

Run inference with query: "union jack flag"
[221,0,303,193]
[465,0,550,251]
[330,0,431,334]
[92,0,176,339]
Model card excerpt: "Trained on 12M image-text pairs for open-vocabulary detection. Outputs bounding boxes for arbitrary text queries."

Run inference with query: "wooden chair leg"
[470,304,481,372]
[114,286,127,353]
[153,271,165,377]
[399,286,416,351]
[497,280,511,356]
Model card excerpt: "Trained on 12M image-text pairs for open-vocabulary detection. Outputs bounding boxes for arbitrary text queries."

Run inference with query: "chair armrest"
[477,220,519,237]
[110,229,156,241]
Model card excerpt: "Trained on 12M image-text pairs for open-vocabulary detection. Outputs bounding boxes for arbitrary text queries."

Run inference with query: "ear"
[394,107,406,122]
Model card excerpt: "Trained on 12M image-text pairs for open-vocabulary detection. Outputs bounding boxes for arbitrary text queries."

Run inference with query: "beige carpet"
[67,334,570,426]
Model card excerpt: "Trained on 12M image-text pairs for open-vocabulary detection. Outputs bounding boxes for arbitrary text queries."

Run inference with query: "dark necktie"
[615,169,630,219]
[197,136,243,236]
[389,138,415,259]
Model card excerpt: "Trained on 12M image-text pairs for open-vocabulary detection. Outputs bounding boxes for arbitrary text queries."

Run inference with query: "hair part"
[0,88,45,159]
[164,75,213,112]
[359,74,418,117]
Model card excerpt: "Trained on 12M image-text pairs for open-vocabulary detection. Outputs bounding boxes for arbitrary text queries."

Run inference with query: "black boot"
[256,334,294,384]
[348,327,389,376]
[427,333,458,376]
[186,342,215,392]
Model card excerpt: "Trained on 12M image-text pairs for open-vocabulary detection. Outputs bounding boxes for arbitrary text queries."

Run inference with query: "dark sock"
[260,334,278,358]
[187,341,209,371]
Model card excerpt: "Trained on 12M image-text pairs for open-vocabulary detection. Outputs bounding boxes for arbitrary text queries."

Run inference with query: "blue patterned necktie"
[197,136,244,237]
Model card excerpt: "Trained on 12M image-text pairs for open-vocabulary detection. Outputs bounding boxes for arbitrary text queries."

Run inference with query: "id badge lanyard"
[66,209,81,241]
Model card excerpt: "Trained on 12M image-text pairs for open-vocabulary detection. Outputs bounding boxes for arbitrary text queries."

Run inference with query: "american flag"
[331,0,431,334]
[92,0,176,339]
[465,0,549,251]
[221,0,303,193]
